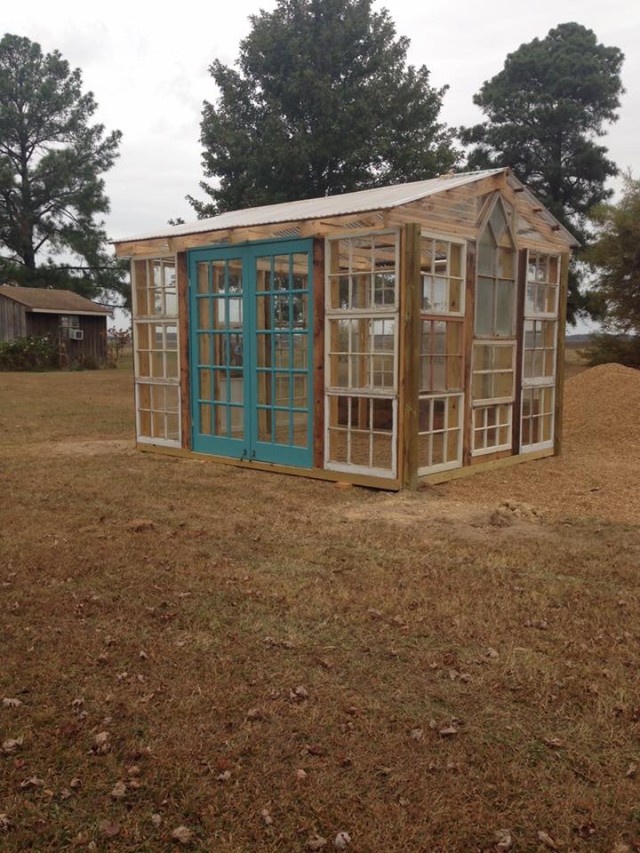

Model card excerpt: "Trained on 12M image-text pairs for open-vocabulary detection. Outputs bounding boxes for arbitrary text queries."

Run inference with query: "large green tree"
[0,34,125,303]
[585,174,640,367]
[191,0,458,216]
[460,22,624,320]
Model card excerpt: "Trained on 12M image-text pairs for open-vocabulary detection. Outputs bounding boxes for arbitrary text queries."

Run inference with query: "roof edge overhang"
[27,307,112,317]
[112,169,509,247]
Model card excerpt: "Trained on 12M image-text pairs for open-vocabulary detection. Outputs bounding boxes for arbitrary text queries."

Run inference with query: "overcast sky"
[4,0,639,244]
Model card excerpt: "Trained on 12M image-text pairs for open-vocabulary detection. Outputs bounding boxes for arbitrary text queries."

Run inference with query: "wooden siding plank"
[462,242,476,466]
[312,239,325,469]
[554,253,570,456]
[177,252,191,450]
[399,223,421,489]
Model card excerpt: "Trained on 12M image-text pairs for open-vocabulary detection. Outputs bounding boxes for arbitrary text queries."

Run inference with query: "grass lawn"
[1,362,640,852]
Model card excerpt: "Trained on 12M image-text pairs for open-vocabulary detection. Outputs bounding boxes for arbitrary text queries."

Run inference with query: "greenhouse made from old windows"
[114,168,577,489]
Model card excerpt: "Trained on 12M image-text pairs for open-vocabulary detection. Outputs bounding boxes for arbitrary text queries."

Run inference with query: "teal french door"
[189,239,313,467]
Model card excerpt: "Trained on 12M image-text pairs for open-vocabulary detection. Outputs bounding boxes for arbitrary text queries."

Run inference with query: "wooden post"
[512,249,527,454]
[462,242,476,466]
[400,223,421,489]
[554,252,570,456]
[312,238,325,469]
[177,252,191,450]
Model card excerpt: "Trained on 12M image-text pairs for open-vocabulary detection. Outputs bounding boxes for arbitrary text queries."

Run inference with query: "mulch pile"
[564,363,640,453]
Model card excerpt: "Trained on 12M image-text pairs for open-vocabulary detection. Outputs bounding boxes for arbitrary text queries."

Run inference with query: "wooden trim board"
[420,446,554,485]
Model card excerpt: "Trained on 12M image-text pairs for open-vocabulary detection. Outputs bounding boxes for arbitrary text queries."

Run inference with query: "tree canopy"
[0,34,125,303]
[585,175,640,367]
[191,0,458,216]
[460,23,624,320]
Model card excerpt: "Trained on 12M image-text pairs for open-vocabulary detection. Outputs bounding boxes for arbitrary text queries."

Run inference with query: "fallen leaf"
[410,728,424,742]
[216,770,231,783]
[171,825,193,844]
[295,768,307,780]
[246,708,264,721]
[307,834,327,850]
[537,830,559,850]
[60,788,72,800]
[1,737,23,754]
[151,813,162,827]
[127,765,141,777]
[110,781,127,799]
[2,698,22,708]
[20,777,45,789]
[438,725,459,737]
[92,731,110,754]
[0,814,11,831]
[290,685,309,701]
[69,778,82,789]
[334,831,351,849]
[261,808,273,825]
[494,828,513,851]
[99,820,121,838]
[626,762,637,778]
[543,737,564,749]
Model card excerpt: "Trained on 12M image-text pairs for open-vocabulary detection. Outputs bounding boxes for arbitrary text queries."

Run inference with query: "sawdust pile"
[564,363,640,452]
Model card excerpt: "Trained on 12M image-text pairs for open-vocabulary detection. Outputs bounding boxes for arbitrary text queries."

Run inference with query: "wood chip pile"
[564,363,640,453]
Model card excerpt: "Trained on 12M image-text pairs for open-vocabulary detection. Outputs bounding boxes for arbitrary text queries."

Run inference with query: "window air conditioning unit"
[68,328,84,341]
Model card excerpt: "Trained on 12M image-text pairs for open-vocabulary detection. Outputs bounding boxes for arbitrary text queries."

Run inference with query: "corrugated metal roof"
[0,286,112,314]
[114,169,507,244]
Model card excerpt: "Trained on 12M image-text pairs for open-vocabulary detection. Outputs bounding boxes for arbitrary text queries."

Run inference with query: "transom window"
[475,200,516,338]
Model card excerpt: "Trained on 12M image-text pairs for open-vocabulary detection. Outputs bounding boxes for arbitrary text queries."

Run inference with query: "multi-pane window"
[472,199,517,455]
[473,404,512,453]
[521,251,560,451]
[420,237,464,315]
[133,257,180,446]
[418,233,465,474]
[472,343,515,402]
[325,232,399,478]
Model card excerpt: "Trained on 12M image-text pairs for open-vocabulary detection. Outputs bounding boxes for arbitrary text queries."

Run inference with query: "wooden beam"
[421,446,553,485]
[176,252,191,450]
[554,252,570,456]
[399,223,421,489]
[137,443,401,491]
[462,241,476,466]
[312,239,325,469]
[512,249,527,454]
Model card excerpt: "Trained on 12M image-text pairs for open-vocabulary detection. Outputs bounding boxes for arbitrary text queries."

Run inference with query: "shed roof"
[114,168,578,248]
[0,286,112,316]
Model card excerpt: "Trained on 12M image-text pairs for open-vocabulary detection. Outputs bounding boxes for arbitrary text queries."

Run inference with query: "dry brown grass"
[1,363,640,852]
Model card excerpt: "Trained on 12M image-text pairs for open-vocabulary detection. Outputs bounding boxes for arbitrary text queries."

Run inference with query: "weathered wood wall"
[26,314,108,364]
[0,295,27,342]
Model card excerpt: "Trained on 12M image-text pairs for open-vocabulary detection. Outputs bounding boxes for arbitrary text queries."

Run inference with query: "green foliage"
[460,22,624,322]
[584,175,640,368]
[0,34,125,305]
[584,333,640,369]
[0,334,62,371]
[191,0,458,216]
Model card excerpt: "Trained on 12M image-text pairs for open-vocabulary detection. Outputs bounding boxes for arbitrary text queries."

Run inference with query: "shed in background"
[0,286,112,365]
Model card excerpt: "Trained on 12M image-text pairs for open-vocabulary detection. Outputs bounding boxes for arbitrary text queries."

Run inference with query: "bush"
[0,335,62,371]
[585,333,640,369]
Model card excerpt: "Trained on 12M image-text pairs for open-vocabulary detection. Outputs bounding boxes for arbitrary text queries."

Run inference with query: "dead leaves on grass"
[2,697,23,708]
[171,825,193,844]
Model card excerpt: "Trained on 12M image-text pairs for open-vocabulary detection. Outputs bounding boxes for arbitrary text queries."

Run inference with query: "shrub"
[585,333,640,369]
[0,335,62,371]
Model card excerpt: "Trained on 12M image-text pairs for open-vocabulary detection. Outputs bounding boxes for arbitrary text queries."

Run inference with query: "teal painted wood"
[189,239,314,468]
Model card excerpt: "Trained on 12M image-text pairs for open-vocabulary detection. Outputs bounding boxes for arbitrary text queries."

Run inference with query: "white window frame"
[324,230,400,479]
[520,250,561,453]
[472,402,513,456]
[417,391,464,476]
[419,231,466,318]
[132,255,181,449]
